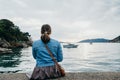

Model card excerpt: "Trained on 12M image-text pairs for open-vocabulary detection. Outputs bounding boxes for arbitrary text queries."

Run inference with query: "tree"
[0,19,31,42]
[0,19,14,30]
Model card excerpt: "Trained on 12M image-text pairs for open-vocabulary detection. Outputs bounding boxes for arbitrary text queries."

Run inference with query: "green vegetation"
[110,36,120,43]
[0,19,31,42]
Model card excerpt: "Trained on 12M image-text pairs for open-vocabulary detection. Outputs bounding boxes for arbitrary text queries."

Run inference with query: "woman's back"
[32,38,63,67]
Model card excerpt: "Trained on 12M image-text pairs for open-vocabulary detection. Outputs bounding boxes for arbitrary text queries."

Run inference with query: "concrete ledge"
[0,73,28,80]
[0,72,120,80]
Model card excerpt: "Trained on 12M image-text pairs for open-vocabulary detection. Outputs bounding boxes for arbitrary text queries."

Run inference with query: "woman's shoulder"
[32,40,41,45]
[50,38,60,44]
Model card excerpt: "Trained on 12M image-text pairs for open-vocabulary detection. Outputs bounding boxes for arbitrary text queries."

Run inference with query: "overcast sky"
[0,0,120,42]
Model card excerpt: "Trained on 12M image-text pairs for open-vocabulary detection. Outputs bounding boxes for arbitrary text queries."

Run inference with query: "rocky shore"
[0,19,33,54]
[0,38,32,54]
[0,72,120,80]
[0,48,13,53]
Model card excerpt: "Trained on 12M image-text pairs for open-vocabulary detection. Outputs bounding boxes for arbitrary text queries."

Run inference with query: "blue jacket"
[32,39,63,67]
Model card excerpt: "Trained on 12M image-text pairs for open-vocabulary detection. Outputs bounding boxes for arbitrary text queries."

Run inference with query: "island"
[0,19,32,53]
[79,36,120,43]
[110,36,120,43]
[79,38,109,43]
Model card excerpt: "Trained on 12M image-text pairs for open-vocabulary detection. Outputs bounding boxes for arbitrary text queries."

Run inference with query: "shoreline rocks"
[0,48,13,54]
[0,38,33,54]
[0,38,11,48]
[10,42,31,48]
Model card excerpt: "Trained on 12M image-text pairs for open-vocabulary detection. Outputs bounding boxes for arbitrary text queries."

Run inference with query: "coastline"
[0,72,120,80]
[0,40,32,54]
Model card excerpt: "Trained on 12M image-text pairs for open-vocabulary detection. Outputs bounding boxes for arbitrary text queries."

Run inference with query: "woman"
[30,24,63,80]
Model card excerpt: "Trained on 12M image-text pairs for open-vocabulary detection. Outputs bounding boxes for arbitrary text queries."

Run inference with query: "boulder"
[0,48,13,53]
[21,43,29,48]
[12,42,28,48]
[26,37,33,46]
[0,38,11,48]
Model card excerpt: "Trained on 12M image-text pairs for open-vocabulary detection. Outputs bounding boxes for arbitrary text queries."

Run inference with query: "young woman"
[30,24,63,80]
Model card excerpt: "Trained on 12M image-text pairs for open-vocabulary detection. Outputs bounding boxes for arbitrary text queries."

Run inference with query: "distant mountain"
[110,36,120,43]
[79,38,109,43]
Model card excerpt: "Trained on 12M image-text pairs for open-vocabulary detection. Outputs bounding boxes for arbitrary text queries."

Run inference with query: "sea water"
[0,43,120,73]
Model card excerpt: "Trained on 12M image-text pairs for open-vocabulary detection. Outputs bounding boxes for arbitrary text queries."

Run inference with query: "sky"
[0,0,120,42]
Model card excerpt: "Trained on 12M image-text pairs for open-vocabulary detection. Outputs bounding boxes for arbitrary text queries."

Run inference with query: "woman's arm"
[57,43,63,62]
[32,43,36,59]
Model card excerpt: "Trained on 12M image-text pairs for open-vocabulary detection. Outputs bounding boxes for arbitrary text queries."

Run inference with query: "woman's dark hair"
[41,24,51,44]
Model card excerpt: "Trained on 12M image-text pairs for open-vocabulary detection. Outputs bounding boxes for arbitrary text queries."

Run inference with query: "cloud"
[0,0,120,42]
[12,0,28,8]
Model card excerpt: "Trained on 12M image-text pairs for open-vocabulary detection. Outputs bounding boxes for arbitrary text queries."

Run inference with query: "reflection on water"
[63,43,120,72]
[0,43,120,73]
[0,48,22,67]
[0,48,22,73]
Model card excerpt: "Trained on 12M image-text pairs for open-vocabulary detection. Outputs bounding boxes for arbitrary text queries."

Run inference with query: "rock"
[0,38,32,53]
[12,42,28,48]
[21,43,29,48]
[26,37,33,46]
[0,48,13,53]
[0,38,11,48]
[0,37,32,48]
[26,41,33,46]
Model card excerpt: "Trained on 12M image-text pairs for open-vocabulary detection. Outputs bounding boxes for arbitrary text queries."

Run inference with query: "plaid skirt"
[30,65,61,80]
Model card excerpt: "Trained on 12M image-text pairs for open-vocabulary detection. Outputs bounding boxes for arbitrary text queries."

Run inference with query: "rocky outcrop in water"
[0,38,12,53]
[0,48,13,53]
[0,38,11,48]
[0,19,32,53]
[0,37,32,48]
[0,38,33,53]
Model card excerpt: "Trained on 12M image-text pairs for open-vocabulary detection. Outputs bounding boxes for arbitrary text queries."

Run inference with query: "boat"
[90,42,93,45]
[63,43,78,48]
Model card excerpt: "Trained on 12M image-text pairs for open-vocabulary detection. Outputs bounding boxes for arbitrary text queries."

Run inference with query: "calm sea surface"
[0,43,120,73]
